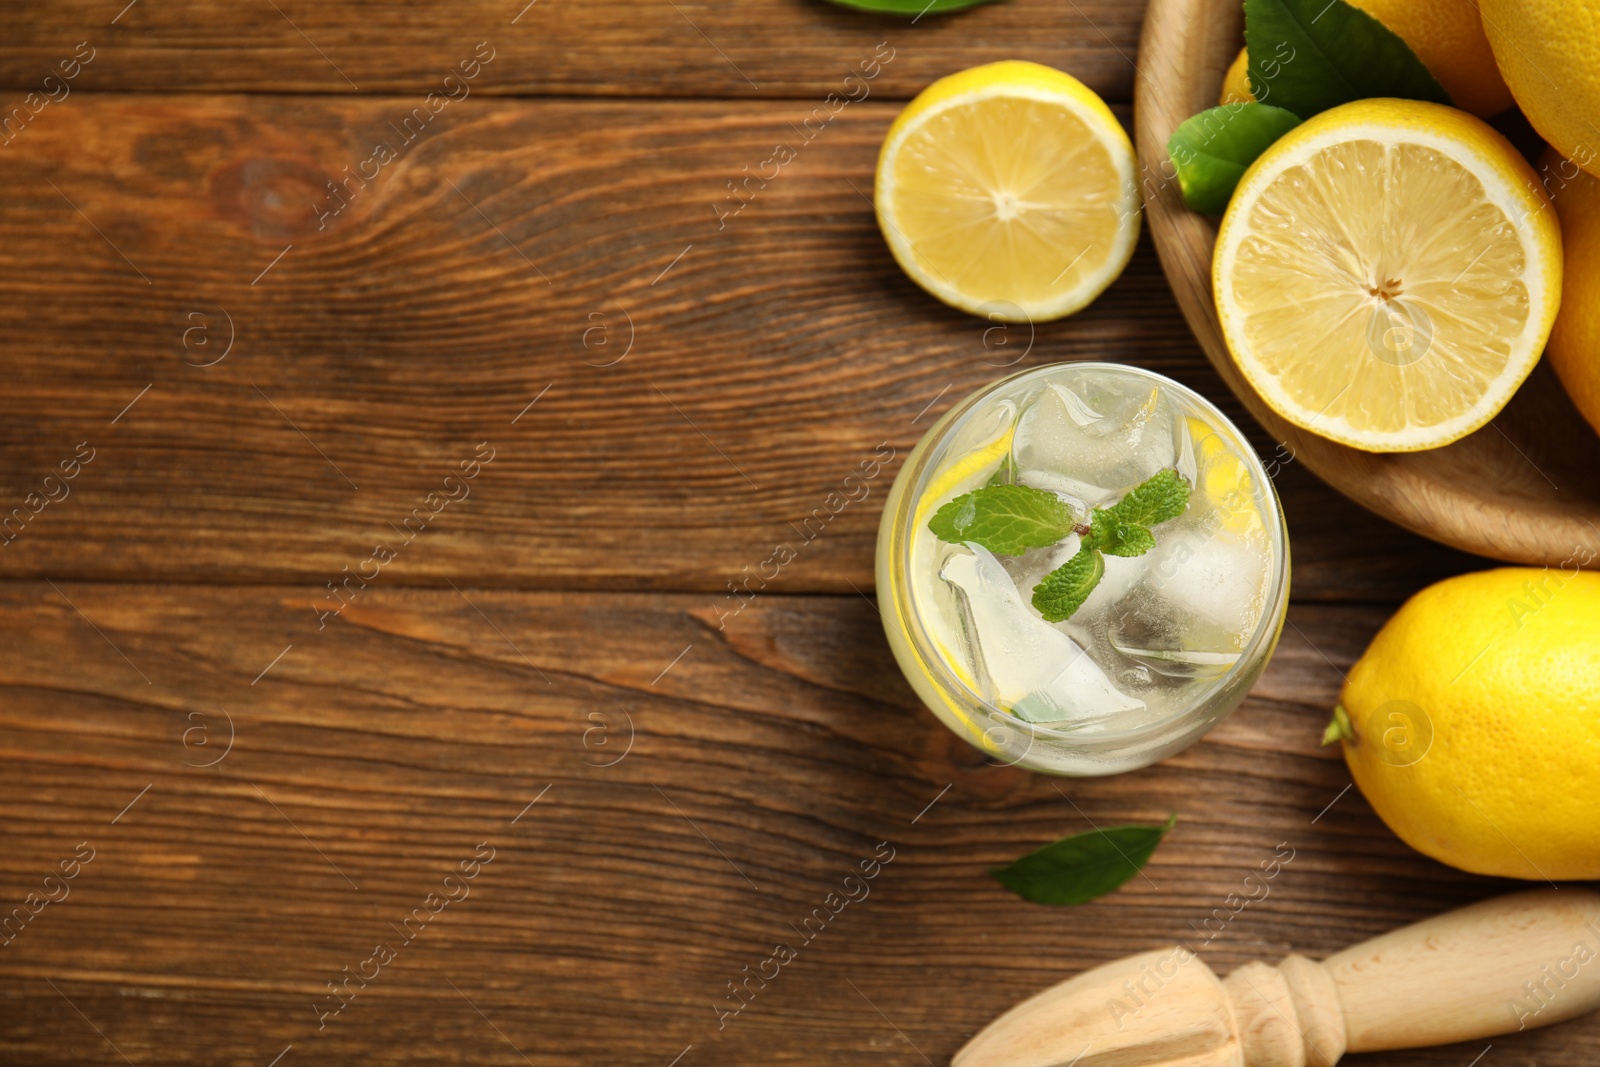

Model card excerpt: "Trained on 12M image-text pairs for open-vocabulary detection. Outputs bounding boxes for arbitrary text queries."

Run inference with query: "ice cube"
[1174,413,1198,487]
[1108,644,1240,680]
[1114,524,1269,652]
[1072,552,1146,619]
[1015,468,1101,511]
[921,540,978,669]
[941,543,1145,725]
[997,534,1082,597]
[1011,381,1178,495]
[947,396,1018,469]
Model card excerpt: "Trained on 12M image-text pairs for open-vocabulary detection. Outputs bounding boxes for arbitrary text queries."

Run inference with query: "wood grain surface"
[2,585,1592,1065]
[0,0,1142,99]
[0,95,1486,596]
[0,2,1587,1064]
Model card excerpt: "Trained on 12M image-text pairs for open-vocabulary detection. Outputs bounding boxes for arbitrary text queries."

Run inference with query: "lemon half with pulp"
[875,61,1140,324]
[1215,98,1561,452]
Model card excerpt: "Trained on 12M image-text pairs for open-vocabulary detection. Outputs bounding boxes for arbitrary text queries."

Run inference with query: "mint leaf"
[1167,103,1303,214]
[1245,0,1449,118]
[928,484,1078,556]
[1106,469,1190,529]
[1087,510,1156,557]
[991,815,1177,906]
[1031,545,1104,622]
[823,0,996,13]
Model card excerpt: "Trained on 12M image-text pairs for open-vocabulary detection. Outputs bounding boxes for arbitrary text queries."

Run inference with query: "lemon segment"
[875,61,1140,323]
[1214,99,1562,452]
[1187,416,1263,538]
[910,424,1014,534]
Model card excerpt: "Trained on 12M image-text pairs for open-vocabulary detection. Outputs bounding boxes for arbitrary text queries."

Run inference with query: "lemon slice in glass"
[875,60,1140,324]
[1214,98,1562,453]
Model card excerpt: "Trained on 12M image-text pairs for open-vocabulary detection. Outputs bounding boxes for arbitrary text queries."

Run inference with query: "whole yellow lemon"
[1544,150,1600,438]
[1480,0,1600,177]
[1218,0,1514,117]
[1219,47,1252,106]
[1349,0,1513,118]
[1328,568,1600,880]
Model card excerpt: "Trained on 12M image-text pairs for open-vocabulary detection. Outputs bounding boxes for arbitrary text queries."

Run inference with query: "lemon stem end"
[1322,704,1355,747]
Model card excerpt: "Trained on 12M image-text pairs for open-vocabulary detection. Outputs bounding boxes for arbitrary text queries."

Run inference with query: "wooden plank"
[0,95,1481,597]
[0,584,1591,1064]
[0,0,1144,100]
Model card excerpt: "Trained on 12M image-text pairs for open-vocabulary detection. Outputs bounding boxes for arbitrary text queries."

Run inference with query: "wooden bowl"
[1133,0,1600,566]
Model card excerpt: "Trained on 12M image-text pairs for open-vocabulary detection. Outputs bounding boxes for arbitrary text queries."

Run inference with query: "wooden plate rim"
[1131,0,1600,567]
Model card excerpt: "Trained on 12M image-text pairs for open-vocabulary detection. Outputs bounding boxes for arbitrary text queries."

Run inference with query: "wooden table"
[0,2,1589,1064]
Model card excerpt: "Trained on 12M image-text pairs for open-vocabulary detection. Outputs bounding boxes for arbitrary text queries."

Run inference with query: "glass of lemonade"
[877,363,1289,776]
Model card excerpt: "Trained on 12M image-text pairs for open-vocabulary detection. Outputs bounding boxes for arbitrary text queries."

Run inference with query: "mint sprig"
[929,469,1191,623]
[1087,509,1156,558]
[928,483,1079,557]
[1035,470,1190,621]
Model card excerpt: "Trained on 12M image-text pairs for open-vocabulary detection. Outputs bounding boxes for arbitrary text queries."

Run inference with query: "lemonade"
[877,363,1289,775]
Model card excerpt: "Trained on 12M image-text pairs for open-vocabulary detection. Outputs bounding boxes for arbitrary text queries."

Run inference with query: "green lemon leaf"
[820,0,998,15]
[1087,510,1156,557]
[1031,544,1104,623]
[1244,0,1450,118]
[928,484,1078,556]
[1167,103,1303,214]
[991,815,1177,905]
[1106,469,1190,529]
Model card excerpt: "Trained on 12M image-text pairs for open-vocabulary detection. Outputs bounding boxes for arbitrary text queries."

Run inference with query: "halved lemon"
[1214,98,1562,452]
[875,61,1140,324]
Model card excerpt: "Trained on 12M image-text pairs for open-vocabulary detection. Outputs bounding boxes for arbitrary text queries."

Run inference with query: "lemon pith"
[1214,98,1561,452]
[875,61,1140,323]
[1337,568,1600,881]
